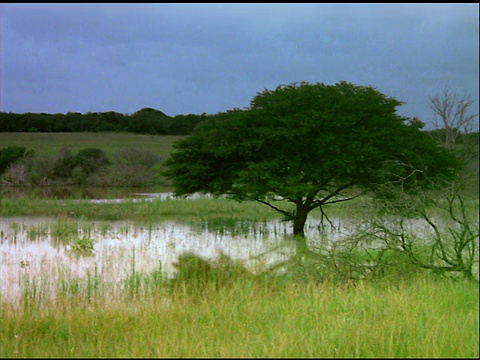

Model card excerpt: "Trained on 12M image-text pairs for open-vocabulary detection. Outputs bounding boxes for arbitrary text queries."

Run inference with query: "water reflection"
[1,214,442,305]
[1,217,306,304]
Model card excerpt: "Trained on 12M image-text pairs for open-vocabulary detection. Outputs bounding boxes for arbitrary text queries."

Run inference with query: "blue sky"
[1,3,478,129]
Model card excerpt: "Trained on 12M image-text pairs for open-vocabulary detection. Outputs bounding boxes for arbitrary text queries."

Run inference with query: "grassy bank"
[1,276,477,358]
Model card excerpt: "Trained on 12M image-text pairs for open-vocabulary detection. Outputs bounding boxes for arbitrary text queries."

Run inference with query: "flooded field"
[1,190,477,309]
[1,215,327,305]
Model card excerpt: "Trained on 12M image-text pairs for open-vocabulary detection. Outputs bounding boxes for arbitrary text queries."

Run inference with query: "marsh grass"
[1,189,476,225]
[0,196,284,221]
[0,194,376,223]
[1,271,477,358]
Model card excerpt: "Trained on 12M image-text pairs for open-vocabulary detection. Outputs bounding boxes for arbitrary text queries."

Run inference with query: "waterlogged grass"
[1,276,477,358]
[0,196,284,221]
[0,194,378,221]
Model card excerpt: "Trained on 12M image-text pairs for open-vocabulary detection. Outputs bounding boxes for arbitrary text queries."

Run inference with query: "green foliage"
[103,148,163,186]
[164,81,460,235]
[0,109,205,135]
[52,147,77,179]
[0,146,114,186]
[0,133,175,187]
[169,252,256,297]
[128,108,170,134]
[74,148,111,179]
[68,235,96,255]
[0,145,34,175]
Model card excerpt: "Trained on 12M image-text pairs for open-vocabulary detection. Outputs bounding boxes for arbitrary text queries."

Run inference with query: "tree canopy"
[163,81,460,237]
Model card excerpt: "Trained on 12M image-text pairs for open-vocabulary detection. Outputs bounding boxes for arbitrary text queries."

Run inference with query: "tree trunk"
[293,203,309,238]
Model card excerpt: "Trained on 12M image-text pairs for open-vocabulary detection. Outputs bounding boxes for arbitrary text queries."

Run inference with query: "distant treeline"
[0,107,207,135]
[1,108,478,145]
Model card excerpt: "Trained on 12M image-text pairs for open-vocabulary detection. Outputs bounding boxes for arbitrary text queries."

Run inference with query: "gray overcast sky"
[0,3,478,129]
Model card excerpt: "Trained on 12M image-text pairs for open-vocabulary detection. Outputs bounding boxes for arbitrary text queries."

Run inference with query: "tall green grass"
[1,274,477,358]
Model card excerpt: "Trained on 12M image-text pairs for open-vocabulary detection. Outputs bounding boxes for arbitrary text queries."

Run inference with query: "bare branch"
[429,87,479,150]
[255,198,293,219]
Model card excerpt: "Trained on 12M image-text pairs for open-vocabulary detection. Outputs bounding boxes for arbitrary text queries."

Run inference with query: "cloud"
[0,3,478,128]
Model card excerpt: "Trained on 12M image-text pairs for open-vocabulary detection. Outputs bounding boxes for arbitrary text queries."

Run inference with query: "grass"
[1,193,477,223]
[0,189,377,219]
[0,132,185,158]
[0,196,286,221]
[0,274,477,358]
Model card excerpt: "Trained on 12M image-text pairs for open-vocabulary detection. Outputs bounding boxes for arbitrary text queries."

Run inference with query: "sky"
[0,3,478,129]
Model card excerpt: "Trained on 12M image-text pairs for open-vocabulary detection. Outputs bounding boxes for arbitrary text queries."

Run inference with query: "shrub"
[52,147,78,179]
[169,252,255,297]
[101,148,162,186]
[0,146,34,175]
[74,148,110,180]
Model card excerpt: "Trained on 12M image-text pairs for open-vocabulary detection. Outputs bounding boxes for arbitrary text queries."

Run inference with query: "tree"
[163,81,460,238]
[128,107,171,135]
[429,87,478,150]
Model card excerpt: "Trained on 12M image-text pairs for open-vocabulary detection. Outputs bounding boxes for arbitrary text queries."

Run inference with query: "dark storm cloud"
[0,3,478,129]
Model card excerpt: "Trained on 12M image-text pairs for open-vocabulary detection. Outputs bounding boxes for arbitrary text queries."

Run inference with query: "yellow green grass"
[1,276,477,358]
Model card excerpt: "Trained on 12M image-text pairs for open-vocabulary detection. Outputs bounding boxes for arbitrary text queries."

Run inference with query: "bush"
[74,148,110,180]
[102,148,162,186]
[169,252,255,297]
[52,147,78,179]
[0,146,34,175]
[0,163,31,185]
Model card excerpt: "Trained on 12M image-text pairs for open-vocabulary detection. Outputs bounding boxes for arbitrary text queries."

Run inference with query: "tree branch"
[255,198,293,219]
[309,181,357,210]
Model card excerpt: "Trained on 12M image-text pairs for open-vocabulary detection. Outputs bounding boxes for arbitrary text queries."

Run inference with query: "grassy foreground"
[1,276,478,358]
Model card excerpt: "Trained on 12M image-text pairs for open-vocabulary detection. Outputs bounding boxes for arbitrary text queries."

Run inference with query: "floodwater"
[1,191,460,306]
[1,214,331,305]
[0,190,281,306]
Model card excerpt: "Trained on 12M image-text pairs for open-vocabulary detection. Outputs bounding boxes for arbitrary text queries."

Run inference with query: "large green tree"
[163,82,459,238]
